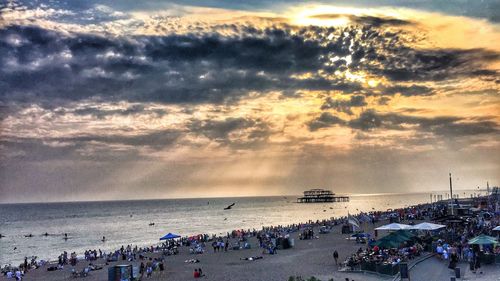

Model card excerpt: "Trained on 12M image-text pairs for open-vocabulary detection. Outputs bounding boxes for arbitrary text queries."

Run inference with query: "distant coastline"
[0,189,489,205]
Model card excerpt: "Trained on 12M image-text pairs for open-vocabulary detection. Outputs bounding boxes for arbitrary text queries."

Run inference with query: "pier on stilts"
[297,188,349,203]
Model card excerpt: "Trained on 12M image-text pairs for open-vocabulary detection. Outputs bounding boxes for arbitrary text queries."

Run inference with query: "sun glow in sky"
[0,0,499,202]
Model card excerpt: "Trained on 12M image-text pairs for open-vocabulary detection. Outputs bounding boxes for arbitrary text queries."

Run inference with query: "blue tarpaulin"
[160,233,181,240]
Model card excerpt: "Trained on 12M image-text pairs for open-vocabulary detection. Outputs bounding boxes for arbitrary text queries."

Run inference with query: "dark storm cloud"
[370,48,500,82]
[59,104,167,119]
[383,85,434,97]
[65,129,183,148]
[347,110,383,130]
[188,117,271,146]
[307,112,346,131]
[0,25,356,105]
[348,110,499,137]
[0,102,19,121]
[0,129,183,161]
[311,14,412,27]
[0,138,80,161]
[308,109,499,137]
[419,119,499,137]
[377,97,391,105]
[143,28,324,72]
[2,22,497,107]
[0,114,273,161]
[320,95,367,114]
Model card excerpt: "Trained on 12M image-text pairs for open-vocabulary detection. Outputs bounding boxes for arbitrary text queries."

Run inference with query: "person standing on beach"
[333,250,339,265]
[212,241,217,253]
[139,262,145,278]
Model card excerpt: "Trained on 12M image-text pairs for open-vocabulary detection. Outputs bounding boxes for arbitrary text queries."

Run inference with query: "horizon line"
[0,188,491,205]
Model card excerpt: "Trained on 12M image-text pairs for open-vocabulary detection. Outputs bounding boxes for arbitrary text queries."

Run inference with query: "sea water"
[0,191,480,265]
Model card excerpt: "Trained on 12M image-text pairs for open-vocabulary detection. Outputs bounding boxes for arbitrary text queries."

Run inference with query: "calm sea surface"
[0,191,479,265]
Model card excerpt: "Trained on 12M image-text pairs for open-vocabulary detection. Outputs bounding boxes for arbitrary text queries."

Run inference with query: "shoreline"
[0,192,439,266]
[0,193,438,266]
[0,194,488,266]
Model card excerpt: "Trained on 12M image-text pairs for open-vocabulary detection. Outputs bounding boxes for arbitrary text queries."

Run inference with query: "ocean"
[0,191,480,266]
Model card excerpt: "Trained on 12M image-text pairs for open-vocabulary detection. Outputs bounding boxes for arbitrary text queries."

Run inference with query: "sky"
[0,0,499,203]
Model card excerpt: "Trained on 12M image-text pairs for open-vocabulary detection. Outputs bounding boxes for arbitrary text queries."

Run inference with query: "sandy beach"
[1,221,392,281]
[4,216,499,281]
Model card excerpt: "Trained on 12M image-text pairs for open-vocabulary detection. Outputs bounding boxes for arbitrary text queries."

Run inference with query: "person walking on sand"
[140,262,145,278]
[333,250,339,265]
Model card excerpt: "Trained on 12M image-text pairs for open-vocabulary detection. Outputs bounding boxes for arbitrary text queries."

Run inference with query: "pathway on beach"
[409,257,500,281]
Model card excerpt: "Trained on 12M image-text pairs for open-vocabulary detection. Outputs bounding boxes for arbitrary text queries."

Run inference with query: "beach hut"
[375,223,412,231]
[410,222,445,231]
[468,234,498,245]
[159,233,181,240]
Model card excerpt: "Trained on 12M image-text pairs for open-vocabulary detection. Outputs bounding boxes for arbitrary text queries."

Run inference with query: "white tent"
[493,226,500,231]
[410,222,445,231]
[375,223,412,230]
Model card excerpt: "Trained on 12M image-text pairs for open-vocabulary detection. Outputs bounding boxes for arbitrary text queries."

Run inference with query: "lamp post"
[449,173,453,216]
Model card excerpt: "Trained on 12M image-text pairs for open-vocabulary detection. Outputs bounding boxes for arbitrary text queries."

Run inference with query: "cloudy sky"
[0,0,499,203]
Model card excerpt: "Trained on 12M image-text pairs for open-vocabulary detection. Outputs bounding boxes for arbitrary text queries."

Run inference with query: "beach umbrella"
[387,232,411,242]
[493,226,500,231]
[375,223,412,231]
[393,230,415,239]
[468,234,498,245]
[411,222,446,231]
[373,237,400,248]
[373,233,408,248]
[159,233,181,240]
[373,232,410,247]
